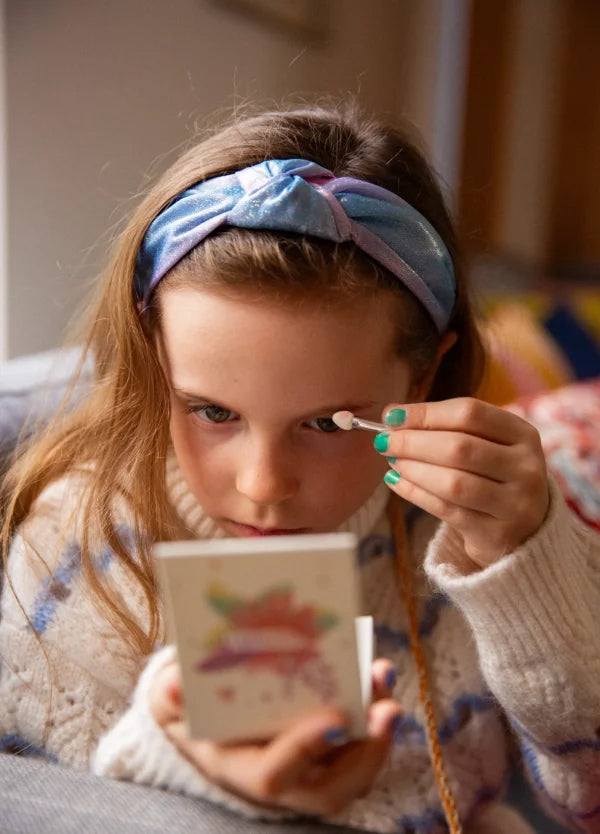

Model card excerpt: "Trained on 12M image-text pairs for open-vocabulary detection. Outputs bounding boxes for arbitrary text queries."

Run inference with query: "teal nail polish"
[384,470,401,486]
[385,408,407,427]
[386,456,397,465]
[373,433,389,453]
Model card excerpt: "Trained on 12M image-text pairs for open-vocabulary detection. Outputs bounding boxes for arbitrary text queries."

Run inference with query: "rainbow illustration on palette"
[153,532,369,742]
[197,582,340,702]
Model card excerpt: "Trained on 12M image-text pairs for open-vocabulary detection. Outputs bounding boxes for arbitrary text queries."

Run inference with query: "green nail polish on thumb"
[385,408,407,427]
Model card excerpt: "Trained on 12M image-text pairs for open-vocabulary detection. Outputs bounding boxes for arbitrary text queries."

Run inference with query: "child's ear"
[408,331,458,402]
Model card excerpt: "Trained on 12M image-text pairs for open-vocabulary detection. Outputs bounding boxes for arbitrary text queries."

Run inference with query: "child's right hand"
[149,658,401,816]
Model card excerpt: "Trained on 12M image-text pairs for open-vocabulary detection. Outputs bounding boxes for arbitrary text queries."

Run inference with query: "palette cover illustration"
[154,532,372,742]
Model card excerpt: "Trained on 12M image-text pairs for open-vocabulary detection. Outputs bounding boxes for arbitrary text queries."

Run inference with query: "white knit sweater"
[1,450,599,834]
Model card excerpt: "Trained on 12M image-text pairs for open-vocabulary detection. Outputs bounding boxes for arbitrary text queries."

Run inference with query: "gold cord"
[390,498,463,834]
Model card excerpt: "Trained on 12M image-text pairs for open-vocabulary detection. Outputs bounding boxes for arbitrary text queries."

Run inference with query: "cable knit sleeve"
[0,473,141,767]
[424,476,600,831]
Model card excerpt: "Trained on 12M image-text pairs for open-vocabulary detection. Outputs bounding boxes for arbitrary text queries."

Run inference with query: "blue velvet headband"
[134,158,456,331]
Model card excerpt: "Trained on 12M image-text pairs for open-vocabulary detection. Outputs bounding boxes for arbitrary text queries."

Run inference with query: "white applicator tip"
[332,410,355,430]
[332,410,387,433]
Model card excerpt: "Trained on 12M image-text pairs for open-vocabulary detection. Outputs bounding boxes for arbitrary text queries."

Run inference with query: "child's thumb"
[149,661,183,727]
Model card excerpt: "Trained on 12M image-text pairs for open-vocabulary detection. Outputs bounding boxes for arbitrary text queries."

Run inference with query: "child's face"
[159,286,413,536]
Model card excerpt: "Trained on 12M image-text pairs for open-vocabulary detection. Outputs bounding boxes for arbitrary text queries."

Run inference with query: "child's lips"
[227,520,309,537]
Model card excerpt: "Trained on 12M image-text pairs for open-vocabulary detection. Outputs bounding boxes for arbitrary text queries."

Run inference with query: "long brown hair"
[1,103,484,657]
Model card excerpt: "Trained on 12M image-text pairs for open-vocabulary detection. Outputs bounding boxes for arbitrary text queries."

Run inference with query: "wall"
[457,0,596,272]
[6,0,453,358]
[0,1,6,360]
[493,0,565,264]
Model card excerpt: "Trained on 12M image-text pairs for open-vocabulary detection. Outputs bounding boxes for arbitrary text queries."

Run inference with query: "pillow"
[0,347,91,478]
[506,379,600,531]
[477,295,600,406]
[477,304,574,405]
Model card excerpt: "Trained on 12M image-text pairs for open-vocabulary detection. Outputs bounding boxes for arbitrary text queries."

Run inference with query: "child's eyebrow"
[172,388,378,418]
[172,388,215,403]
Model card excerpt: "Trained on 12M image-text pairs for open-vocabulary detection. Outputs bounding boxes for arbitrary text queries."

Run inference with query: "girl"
[1,104,599,834]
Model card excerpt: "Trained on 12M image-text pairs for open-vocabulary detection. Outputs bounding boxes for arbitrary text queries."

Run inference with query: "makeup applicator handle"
[332,411,387,433]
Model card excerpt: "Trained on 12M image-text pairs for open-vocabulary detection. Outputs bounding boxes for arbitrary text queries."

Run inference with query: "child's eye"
[307,416,340,433]
[188,404,237,424]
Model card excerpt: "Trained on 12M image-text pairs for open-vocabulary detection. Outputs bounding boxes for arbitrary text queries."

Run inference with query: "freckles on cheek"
[364,449,389,488]
[330,434,387,487]
[169,416,222,504]
[169,413,205,466]
[348,440,389,497]
[170,412,189,448]
[170,412,227,468]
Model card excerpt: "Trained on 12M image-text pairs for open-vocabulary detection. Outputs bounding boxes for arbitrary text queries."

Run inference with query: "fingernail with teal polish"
[385,408,407,427]
[386,456,396,465]
[384,470,401,486]
[385,667,397,690]
[373,433,389,453]
[324,726,349,745]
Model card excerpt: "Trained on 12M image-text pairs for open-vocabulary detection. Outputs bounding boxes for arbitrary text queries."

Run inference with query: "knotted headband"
[134,158,456,331]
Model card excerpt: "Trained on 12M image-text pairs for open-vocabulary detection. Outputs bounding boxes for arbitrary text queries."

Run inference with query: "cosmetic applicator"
[332,410,386,433]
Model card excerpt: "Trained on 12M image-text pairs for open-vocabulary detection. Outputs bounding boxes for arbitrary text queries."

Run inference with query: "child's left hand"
[378,397,550,569]
[150,657,400,817]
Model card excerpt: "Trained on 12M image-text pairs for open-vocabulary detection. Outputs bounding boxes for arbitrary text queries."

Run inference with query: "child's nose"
[235,441,299,506]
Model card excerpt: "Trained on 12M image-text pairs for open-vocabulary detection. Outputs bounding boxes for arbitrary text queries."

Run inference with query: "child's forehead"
[159,285,399,352]
[158,286,410,400]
